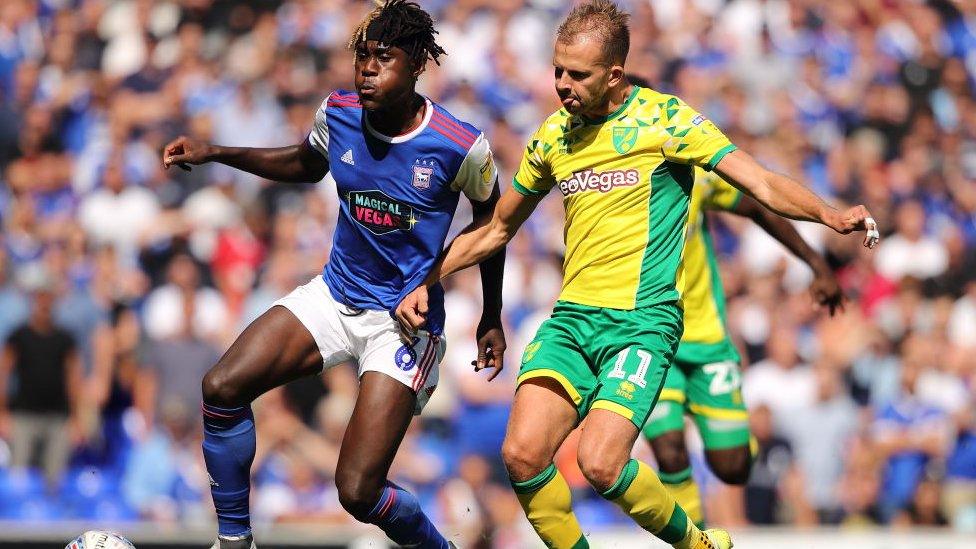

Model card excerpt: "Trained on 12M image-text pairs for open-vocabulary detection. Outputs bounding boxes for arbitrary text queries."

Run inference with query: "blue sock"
[202,403,255,538]
[367,481,449,548]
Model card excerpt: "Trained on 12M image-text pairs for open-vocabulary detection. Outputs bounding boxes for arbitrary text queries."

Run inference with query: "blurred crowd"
[0,0,975,544]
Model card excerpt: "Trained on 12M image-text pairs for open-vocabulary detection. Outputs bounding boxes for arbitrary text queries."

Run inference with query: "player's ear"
[607,64,625,88]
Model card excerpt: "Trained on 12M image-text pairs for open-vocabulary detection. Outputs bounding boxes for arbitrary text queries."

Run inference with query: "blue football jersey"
[306,90,498,335]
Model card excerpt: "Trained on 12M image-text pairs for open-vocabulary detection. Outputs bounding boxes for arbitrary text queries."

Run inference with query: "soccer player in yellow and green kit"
[396,2,880,547]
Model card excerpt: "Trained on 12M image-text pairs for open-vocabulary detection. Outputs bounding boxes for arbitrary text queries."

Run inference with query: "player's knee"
[706,446,752,485]
[649,430,691,473]
[711,462,751,485]
[201,364,246,407]
[335,470,382,522]
[501,437,550,482]
[576,447,626,493]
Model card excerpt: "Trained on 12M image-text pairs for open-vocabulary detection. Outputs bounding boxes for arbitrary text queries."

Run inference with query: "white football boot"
[208,533,256,549]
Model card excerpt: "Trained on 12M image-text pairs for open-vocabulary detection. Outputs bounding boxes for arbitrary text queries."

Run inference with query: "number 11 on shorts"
[607,347,652,388]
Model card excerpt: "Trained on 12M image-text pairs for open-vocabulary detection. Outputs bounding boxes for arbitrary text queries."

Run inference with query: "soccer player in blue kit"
[162,2,505,548]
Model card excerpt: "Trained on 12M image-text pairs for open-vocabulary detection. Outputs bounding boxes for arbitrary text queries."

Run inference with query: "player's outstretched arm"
[714,150,880,248]
[395,188,544,332]
[162,136,329,183]
[730,194,845,315]
[470,184,507,381]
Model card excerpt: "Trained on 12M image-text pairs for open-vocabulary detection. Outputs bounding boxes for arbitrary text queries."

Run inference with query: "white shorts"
[272,276,445,414]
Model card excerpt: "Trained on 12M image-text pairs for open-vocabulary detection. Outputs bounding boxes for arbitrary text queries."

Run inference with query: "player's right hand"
[830,205,880,249]
[395,285,429,340]
[162,135,214,170]
[473,317,506,382]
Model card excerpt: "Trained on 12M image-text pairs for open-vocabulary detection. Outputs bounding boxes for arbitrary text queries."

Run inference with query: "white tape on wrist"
[865,216,880,247]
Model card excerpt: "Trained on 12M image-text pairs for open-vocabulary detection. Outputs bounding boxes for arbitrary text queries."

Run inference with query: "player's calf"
[649,430,692,474]
[201,352,259,542]
[351,479,449,549]
[334,373,449,548]
[200,333,276,540]
[203,402,256,540]
[203,307,323,544]
[503,378,588,548]
[583,410,716,548]
[647,429,706,527]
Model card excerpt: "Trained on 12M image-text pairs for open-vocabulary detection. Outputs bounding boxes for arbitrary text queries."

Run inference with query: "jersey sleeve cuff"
[463,178,495,203]
[704,144,737,171]
[305,133,329,160]
[512,177,547,196]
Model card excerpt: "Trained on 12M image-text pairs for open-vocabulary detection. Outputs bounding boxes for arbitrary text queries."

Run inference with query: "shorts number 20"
[703,361,740,395]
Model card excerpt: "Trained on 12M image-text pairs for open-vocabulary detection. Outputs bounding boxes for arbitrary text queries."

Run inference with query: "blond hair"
[556,0,631,65]
[347,1,385,50]
[347,0,446,65]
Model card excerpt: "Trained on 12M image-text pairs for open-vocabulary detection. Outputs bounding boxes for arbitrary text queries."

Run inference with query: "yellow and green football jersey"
[674,170,743,364]
[512,85,736,310]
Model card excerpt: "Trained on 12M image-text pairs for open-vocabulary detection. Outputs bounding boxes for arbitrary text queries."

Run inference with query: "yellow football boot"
[701,528,733,549]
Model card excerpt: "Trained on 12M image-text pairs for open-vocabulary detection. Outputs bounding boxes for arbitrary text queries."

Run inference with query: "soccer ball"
[66,531,136,549]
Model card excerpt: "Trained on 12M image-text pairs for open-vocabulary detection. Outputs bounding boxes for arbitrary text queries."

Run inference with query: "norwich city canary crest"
[612,125,639,154]
[522,341,543,364]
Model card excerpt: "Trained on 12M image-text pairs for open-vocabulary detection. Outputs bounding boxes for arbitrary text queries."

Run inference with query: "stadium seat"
[0,467,47,498]
[5,495,64,521]
[59,466,129,519]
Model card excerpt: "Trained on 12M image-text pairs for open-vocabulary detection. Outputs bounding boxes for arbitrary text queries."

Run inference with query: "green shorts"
[641,340,750,450]
[516,301,681,429]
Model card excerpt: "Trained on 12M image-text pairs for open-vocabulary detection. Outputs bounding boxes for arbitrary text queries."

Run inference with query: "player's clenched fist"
[828,204,881,249]
[162,135,214,169]
[395,285,429,335]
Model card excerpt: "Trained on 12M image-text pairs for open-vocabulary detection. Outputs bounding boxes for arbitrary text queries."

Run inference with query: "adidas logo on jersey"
[341,149,355,165]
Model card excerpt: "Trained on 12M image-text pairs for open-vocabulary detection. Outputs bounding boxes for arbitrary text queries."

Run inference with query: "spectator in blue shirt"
[872,348,952,521]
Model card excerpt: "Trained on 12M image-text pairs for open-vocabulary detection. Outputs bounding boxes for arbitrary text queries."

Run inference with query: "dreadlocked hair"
[348,0,384,48]
[348,0,446,66]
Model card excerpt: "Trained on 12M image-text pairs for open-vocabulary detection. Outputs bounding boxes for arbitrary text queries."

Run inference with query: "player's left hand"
[473,317,505,382]
[830,205,880,249]
[810,269,845,316]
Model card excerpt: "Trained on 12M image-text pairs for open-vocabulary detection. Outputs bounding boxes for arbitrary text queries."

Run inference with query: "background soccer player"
[642,166,844,528]
[621,75,846,527]
[162,2,504,548]
[397,1,879,548]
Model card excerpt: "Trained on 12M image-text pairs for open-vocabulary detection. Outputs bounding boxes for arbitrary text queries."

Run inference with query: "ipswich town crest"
[413,159,434,189]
